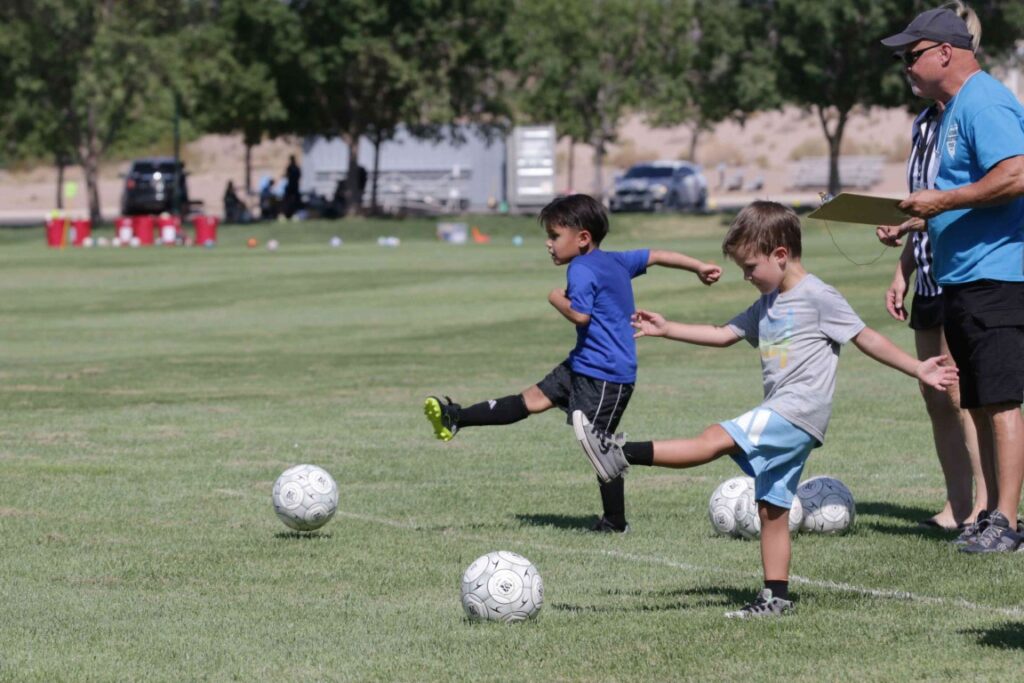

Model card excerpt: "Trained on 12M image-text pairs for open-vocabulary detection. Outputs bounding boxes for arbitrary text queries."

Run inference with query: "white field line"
[334,510,1024,618]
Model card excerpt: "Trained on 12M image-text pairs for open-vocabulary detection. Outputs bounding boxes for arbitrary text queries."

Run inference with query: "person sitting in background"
[223,180,251,224]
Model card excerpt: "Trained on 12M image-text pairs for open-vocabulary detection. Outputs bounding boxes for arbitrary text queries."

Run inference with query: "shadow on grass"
[273,531,333,540]
[514,513,598,532]
[856,500,961,537]
[552,586,766,613]
[962,622,1024,650]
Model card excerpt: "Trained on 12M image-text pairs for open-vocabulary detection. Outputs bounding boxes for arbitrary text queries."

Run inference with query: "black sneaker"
[589,516,630,534]
[724,589,794,619]
[572,410,629,483]
[952,510,989,547]
[959,511,1021,553]
[424,396,460,442]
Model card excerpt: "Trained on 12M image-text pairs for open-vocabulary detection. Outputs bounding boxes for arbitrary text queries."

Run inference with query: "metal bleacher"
[789,155,885,190]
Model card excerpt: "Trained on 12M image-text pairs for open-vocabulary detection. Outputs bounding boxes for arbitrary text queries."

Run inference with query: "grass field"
[2,213,1024,682]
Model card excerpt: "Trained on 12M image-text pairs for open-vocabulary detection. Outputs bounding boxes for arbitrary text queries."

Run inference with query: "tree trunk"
[371,132,382,214]
[817,105,849,197]
[83,154,101,226]
[687,124,700,163]
[244,143,253,195]
[343,133,361,217]
[592,136,606,201]
[55,157,65,210]
[566,136,575,194]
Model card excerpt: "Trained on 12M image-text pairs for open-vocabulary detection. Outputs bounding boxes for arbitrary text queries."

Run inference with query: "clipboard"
[806,192,909,226]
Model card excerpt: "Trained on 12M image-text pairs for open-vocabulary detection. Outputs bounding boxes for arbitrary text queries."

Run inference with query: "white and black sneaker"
[572,411,629,483]
[725,589,794,619]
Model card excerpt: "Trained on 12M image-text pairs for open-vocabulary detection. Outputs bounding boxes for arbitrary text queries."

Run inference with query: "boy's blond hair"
[722,200,803,259]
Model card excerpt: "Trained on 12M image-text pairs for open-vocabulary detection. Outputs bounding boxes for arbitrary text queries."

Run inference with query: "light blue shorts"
[719,408,818,509]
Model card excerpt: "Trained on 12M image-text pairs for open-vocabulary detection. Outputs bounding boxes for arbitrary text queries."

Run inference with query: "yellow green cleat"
[424,396,460,441]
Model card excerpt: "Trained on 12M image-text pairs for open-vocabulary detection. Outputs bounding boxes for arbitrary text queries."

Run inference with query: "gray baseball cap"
[880,8,973,50]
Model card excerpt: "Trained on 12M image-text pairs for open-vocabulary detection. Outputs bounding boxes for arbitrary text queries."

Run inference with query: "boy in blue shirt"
[425,193,721,532]
[574,201,958,614]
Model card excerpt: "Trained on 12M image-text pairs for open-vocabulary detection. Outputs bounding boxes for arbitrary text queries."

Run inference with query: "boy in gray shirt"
[572,201,957,618]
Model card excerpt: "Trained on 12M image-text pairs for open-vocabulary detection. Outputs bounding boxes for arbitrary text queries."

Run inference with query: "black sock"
[765,580,789,600]
[623,441,654,466]
[457,394,529,427]
[598,476,626,527]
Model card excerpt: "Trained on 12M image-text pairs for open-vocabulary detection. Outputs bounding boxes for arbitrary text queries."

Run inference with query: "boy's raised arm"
[632,309,742,347]
[852,327,958,391]
[648,249,722,285]
[549,288,591,326]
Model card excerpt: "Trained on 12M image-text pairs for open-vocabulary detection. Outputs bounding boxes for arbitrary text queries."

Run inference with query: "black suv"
[121,157,190,215]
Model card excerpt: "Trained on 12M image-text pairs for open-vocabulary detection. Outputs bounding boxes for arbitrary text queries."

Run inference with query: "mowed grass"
[2,213,1024,682]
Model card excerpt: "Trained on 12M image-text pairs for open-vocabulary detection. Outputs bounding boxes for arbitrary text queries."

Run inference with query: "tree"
[278,0,511,215]
[643,0,782,163]
[184,0,296,194]
[770,0,1024,196]
[511,0,666,199]
[1,0,191,225]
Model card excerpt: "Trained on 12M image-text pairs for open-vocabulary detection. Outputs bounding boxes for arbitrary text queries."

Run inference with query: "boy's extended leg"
[424,385,550,441]
[726,503,794,619]
[573,412,737,482]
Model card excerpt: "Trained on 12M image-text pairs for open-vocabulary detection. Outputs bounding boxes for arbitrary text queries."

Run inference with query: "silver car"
[609,161,707,213]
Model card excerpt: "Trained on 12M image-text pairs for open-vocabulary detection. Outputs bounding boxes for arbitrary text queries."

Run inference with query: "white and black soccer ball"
[710,476,802,539]
[271,464,338,531]
[461,551,544,623]
[797,475,855,533]
[709,476,753,537]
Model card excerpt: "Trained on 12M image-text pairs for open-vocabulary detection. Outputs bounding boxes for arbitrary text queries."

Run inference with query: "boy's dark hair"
[538,194,609,245]
[722,200,802,259]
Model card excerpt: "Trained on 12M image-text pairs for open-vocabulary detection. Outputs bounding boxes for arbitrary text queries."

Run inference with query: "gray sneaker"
[959,511,1021,553]
[952,510,989,547]
[572,410,629,483]
[725,589,794,619]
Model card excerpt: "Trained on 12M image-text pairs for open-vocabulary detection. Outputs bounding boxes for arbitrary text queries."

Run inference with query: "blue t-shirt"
[565,248,649,383]
[929,71,1024,285]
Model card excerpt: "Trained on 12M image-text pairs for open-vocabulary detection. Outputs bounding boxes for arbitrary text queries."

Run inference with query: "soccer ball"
[797,475,855,533]
[266,239,279,251]
[708,476,752,537]
[734,486,804,539]
[461,551,544,623]
[710,476,803,539]
[271,464,339,531]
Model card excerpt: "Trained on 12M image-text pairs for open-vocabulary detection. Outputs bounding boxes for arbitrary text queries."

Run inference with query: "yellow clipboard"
[806,192,909,226]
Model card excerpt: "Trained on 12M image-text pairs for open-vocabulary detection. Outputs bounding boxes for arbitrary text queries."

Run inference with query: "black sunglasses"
[894,43,943,67]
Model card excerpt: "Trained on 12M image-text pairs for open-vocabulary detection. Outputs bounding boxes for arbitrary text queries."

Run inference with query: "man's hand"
[875,217,926,247]
[697,263,722,286]
[917,354,959,391]
[900,190,949,219]
[886,271,909,322]
[631,309,668,338]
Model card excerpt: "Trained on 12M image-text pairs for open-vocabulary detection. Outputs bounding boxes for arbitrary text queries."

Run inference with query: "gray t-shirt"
[727,274,865,443]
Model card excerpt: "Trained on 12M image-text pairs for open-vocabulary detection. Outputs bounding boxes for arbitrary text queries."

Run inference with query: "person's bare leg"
[916,328,973,526]
[651,424,739,469]
[520,384,554,413]
[759,503,791,582]
[971,411,999,513]
[985,403,1024,523]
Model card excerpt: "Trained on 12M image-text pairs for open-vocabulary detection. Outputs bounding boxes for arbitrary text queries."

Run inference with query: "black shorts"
[536,361,634,432]
[909,293,943,331]
[942,280,1024,409]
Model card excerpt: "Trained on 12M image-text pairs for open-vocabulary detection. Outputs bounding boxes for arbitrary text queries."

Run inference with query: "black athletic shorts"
[909,293,943,331]
[537,360,634,432]
[942,280,1024,409]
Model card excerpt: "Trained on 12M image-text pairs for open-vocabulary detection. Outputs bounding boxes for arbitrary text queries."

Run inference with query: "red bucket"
[134,215,155,245]
[45,217,67,247]
[114,216,134,244]
[157,215,181,244]
[71,219,92,246]
[194,215,219,245]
